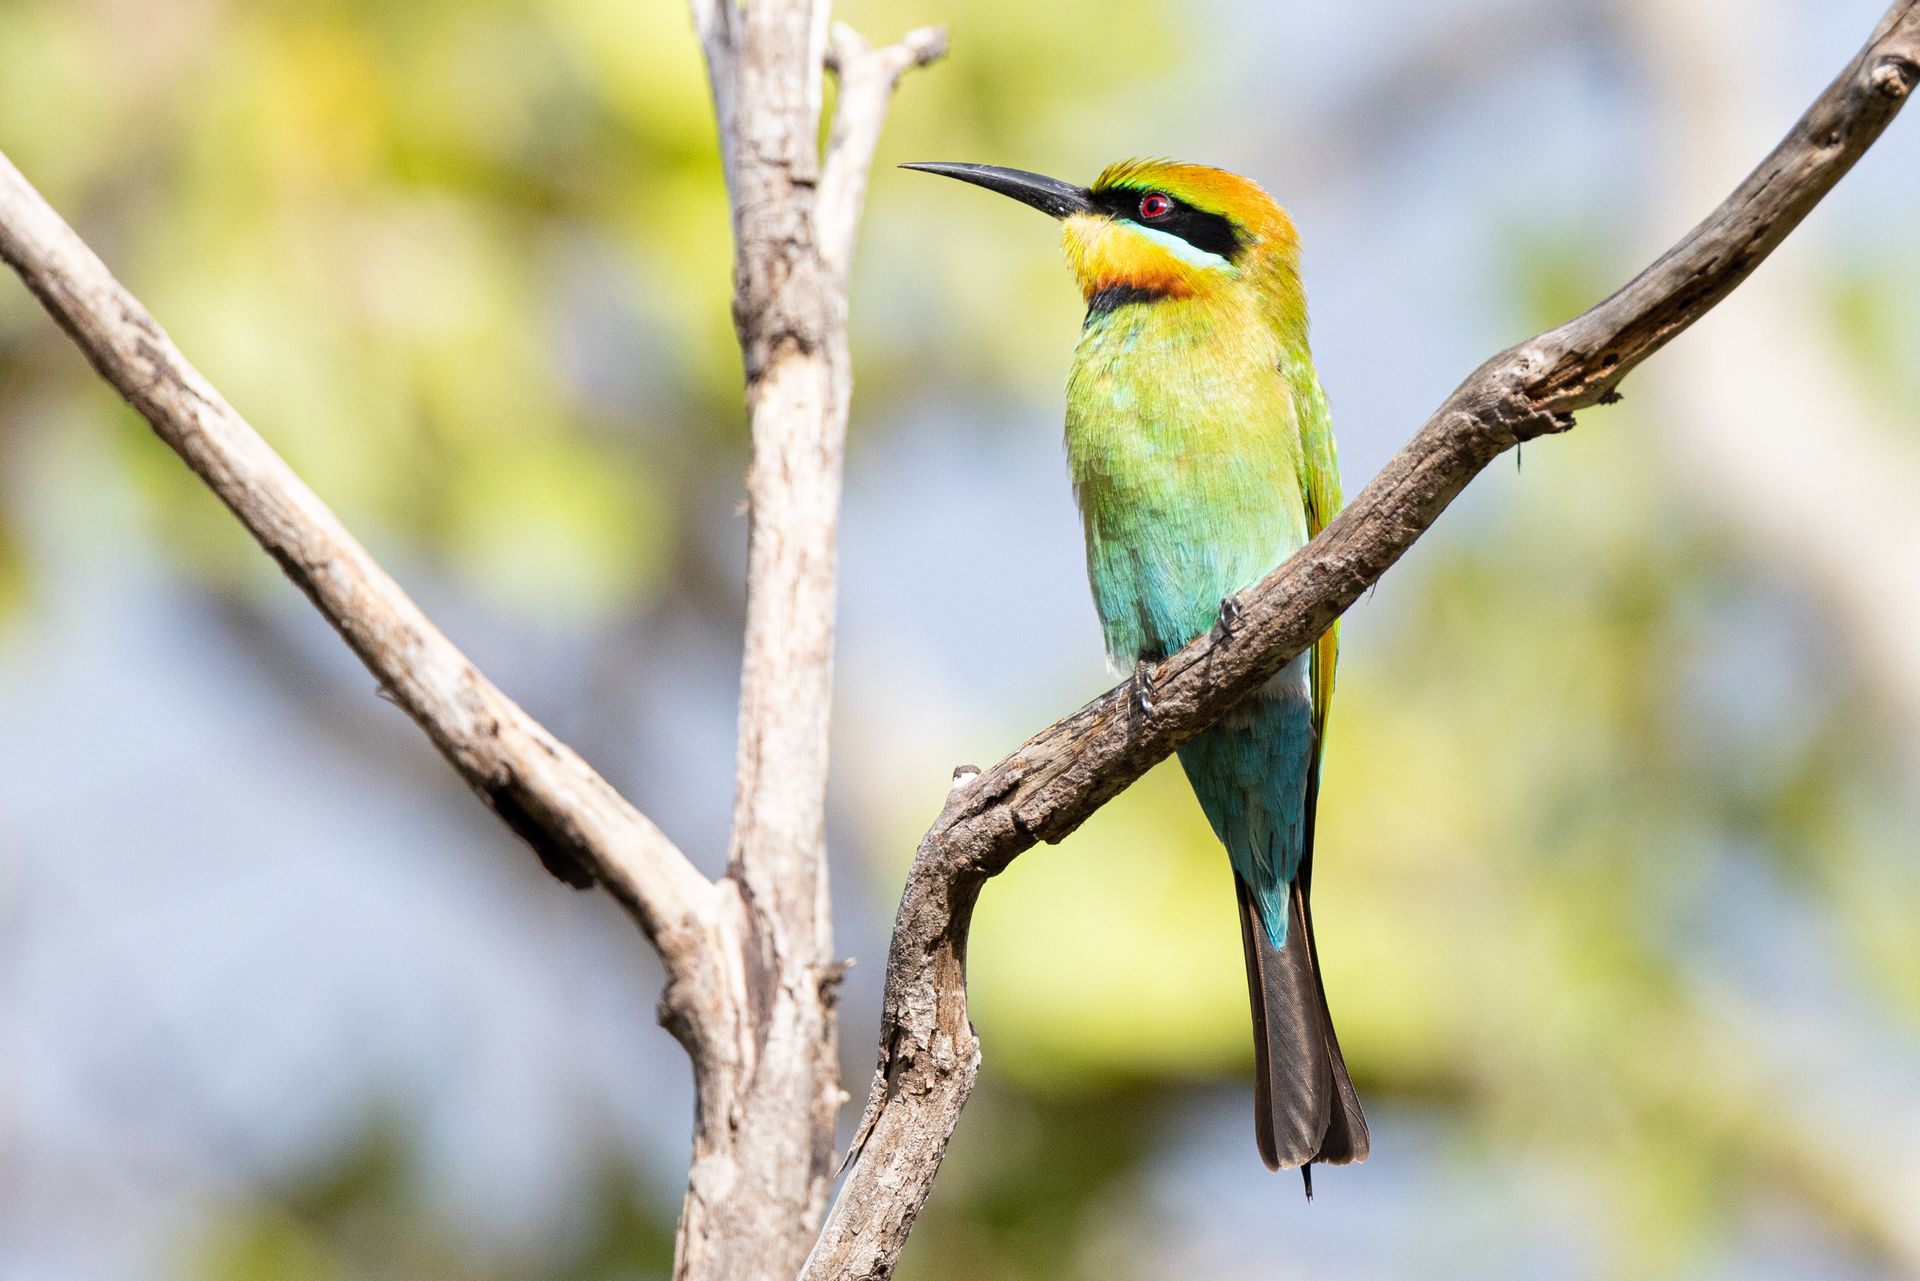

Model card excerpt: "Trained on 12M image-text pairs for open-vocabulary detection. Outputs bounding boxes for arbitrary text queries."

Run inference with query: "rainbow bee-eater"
[906,159,1367,1186]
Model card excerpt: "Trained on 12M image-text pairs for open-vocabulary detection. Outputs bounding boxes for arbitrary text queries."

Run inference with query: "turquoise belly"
[1065,299,1315,946]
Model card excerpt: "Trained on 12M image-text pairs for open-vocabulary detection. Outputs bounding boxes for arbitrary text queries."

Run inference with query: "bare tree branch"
[678,5,945,1279]
[692,0,743,195]
[0,148,717,958]
[0,161,776,1278]
[819,25,950,277]
[674,0,852,1272]
[806,6,1920,1276]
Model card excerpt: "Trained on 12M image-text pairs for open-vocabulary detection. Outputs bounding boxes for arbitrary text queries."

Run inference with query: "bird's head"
[903,157,1301,314]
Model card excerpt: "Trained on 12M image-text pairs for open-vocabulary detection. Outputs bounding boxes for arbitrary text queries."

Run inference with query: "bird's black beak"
[900,162,1094,220]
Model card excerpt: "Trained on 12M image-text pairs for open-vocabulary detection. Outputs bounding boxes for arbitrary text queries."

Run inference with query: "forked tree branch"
[676,5,945,1277]
[805,5,1920,1277]
[819,24,950,277]
[0,6,944,1279]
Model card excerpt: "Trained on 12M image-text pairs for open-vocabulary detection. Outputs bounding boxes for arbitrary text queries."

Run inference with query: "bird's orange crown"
[1063,159,1302,317]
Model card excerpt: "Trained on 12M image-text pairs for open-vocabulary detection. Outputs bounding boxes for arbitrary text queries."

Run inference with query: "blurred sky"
[2,1,1919,1279]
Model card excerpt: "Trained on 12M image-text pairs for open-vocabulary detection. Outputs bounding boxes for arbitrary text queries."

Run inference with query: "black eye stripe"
[1091,187,1247,262]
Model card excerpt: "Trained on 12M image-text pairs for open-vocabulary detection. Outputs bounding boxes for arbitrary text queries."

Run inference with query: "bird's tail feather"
[1236,876,1369,1181]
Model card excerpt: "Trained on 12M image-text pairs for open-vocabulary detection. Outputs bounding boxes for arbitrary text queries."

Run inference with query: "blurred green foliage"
[179,1119,678,1281]
[0,0,1175,625]
[3,1,1918,1279]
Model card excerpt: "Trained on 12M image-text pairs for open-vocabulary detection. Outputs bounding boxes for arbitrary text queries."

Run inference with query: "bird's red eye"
[1138,193,1173,220]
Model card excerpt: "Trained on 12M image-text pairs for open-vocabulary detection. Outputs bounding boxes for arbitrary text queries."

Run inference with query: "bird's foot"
[1131,658,1158,717]
[1216,593,1244,638]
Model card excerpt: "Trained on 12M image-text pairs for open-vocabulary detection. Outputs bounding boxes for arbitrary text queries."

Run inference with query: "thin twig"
[805,5,1920,1277]
[692,0,742,196]
[819,24,950,278]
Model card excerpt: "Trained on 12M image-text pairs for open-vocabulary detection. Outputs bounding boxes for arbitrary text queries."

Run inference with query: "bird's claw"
[1132,658,1158,717]
[1216,593,1244,637]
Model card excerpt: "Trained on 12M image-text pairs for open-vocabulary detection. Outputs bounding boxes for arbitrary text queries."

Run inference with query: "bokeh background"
[3,0,1919,1277]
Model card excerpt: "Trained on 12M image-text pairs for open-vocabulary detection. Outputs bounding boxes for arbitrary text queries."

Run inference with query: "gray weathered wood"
[681,7,945,1280]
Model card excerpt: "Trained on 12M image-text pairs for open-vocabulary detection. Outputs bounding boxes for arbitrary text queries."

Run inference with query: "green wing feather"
[1289,354,1342,765]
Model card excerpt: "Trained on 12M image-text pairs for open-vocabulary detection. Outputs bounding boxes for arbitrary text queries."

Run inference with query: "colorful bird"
[905,159,1367,1188]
